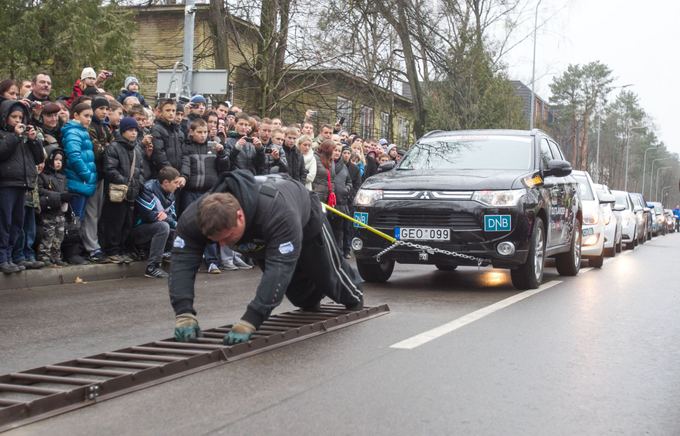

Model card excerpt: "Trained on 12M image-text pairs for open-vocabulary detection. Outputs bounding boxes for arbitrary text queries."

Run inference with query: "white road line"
[580,267,593,273]
[390,280,562,350]
[622,250,633,255]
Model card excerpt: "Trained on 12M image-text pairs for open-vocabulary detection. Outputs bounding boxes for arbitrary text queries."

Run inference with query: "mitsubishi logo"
[419,191,432,200]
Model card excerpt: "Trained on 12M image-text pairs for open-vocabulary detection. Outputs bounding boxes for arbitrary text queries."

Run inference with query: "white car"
[594,184,622,256]
[611,190,638,250]
[572,171,606,268]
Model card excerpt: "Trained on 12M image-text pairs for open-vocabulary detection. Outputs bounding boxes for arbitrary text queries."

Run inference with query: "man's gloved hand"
[223,320,256,345]
[174,313,201,342]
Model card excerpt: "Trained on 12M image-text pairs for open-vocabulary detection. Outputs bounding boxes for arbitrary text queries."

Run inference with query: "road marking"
[390,280,562,350]
[580,267,593,273]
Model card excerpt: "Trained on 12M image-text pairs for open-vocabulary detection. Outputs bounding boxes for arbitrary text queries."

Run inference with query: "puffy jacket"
[224,136,266,175]
[116,89,148,108]
[0,100,45,190]
[62,120,98,196]
[281,144,307,183]
[181,140,231,192]
[311,152,335,203]
[89,116,114,177]
[38,149,68,215]
[135,179,177,228]
[150,118,185,174]
[104,137,145,202]
[332,159,353,210]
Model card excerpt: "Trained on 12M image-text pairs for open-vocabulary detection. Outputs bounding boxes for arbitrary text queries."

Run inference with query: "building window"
[359,106,374,139]
[380,112,390,139]
[398,116,410,146]
[336,97,352,130]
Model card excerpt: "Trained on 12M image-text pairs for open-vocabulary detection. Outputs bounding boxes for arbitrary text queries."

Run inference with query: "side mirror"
[598,193,616,204]
[544,159,572,177]
[613,205,626,212]
[378,161,396,173]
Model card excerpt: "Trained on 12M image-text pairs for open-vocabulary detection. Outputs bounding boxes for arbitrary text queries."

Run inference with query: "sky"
[504,0,680,155]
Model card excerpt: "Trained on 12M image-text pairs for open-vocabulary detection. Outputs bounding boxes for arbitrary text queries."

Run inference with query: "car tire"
[604,245,615,258]
[511,217,545,290]
[589,253,604,268]
[556,218,581,276]
[435,264,458,271]
[356,258,394,283]
[616,237,623,253]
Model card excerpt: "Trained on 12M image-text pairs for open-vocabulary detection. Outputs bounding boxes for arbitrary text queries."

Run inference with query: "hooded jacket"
[181,139,231,192]
[116,89,148,108]
[0,100,45,190]
[62,120,97,196]
[281,143,307,183]
[332,158,353,211]
[38,148,67,215]
[150,118,185,174]
[170,170,321,328]
[224,135,266,175]
[104,136,145,202]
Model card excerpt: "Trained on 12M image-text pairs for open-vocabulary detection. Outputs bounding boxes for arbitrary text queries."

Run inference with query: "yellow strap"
[322,203,397,244]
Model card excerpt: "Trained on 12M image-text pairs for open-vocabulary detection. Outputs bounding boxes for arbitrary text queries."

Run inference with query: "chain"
[374,240,485,267]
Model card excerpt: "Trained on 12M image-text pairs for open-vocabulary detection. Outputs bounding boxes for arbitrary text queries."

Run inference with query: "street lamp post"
[661,186,672,207]
[650,157,673,199]
[624,125,646,192]
[641,145,657,198]
[529,0,542,130]
[655,167,672,201]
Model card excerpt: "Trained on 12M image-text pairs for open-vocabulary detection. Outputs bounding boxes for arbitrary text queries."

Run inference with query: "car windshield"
[399,135,533,171]
[574,175,595,201]
[613,192,630,209]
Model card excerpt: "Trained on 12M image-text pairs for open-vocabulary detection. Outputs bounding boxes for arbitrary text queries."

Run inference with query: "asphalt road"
[2,233,680,435]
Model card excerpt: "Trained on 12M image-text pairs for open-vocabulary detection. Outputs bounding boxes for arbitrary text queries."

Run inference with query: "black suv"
[352,129,583,290]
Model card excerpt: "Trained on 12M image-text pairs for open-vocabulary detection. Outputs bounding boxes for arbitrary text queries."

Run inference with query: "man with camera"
[224,113,265,175]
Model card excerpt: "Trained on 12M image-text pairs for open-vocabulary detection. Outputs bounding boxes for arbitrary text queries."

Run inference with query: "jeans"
[0,187,25,264]
[131,221,171,265]
[70,194,88,220]
[13,206,37,262]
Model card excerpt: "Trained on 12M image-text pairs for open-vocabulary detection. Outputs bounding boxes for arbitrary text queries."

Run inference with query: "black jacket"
[345,160,362,203]
[150,118,185,174]
[38,149,68,216]
[281,144,307,183]
[170,171,321,328]
[224,136,266,175]
[103,136,145,202]
[181,140,230,192]
[332,159,353,209]
[0,100,45,190]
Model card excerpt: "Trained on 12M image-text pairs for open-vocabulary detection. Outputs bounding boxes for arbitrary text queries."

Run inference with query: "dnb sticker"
[353,212,368,228]
[484,215,511,232]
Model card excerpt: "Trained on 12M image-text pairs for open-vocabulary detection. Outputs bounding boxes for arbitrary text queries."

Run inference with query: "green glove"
[223,320,256,345]
[174,313,201,342]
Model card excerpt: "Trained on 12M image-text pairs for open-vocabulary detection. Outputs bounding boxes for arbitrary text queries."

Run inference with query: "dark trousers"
[181,190,219,266]
[342,210,354,256]
[13,206,37,262]
[328,212,344,250]
[38,214,66,261]
[131,221,171,266]
[0,187,25,264]
[100,200,134,256]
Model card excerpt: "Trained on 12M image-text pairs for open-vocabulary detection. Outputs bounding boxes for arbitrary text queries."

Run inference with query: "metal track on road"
[0,304,389,431]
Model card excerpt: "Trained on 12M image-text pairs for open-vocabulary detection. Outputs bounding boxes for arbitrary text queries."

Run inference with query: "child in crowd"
[108,100,124,132]
[0,100,45,274]
[116,76,148,108]
[62,103,97,220]
[37,149,69,266]
[297,134,316,190]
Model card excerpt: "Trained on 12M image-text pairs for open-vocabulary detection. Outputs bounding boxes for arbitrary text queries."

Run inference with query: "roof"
[421,129,548,139]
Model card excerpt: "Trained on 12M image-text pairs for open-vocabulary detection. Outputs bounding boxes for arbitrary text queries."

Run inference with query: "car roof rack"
[421,130,444,138]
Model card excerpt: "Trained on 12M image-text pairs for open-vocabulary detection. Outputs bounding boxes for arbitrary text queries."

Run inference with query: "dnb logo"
[353,212,368,228]
[484,215,511,232]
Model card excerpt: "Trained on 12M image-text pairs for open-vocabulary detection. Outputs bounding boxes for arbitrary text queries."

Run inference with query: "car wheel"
[511,217,545,290]
[356,258,394,283]
[604,245,615,258]
[589,253,604,268]
[556,218,581,276]
[435,264,458,271]
[616,237,622,253]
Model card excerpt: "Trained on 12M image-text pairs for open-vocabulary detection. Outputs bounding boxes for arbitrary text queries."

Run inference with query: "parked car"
[629,193,651,244]
[353,129,582,291]
[611,190,639,250]
[572,171,606,267]
[647,202,665,236]
[594,183,622,256]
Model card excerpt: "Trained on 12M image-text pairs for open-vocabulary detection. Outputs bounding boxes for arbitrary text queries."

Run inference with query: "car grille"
[373,210,479,230]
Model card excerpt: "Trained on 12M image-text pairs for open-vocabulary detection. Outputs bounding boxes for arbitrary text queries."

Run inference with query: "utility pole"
[641,145,656,198]
[182,0,197,98]
[529,0,541,130]
[655,167,672,201]
[650,157,673,198]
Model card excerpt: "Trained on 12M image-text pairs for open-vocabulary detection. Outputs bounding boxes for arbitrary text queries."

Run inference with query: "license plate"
[583,227,594,236]
[395,227,450,241]
[484,215,511,232]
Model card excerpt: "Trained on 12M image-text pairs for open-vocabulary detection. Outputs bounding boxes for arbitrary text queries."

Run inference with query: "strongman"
[169,170,363,344]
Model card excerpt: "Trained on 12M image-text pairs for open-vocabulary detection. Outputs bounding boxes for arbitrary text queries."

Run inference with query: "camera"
[244,137,253,143]
[265,147,273,154]
[104,71,113,78]
[339,116,345,125]
[207,141,218,154]
[29,101,42,109]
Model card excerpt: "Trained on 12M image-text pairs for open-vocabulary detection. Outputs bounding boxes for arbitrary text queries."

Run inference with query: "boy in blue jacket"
[116,76,148,108]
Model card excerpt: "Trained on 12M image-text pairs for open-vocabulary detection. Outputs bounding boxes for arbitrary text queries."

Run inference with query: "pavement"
[1,233,679,435]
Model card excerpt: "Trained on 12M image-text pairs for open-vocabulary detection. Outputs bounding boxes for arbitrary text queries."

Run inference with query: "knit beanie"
[124,76,139,90]
[81,67,97,81]
[91,97,110,111]
[190,94,207,105]
[119,117,139,133]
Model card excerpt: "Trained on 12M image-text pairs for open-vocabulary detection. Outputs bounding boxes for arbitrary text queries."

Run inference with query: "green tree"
[0,0,134,97]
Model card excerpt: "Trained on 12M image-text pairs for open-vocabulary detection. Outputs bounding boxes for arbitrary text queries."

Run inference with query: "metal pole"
[182,0,197,98]
[661,186,671,207]
[641,146,656,198]
[595,114,601,182]
[624,125,630,191]
[529,0,542,130]
[656,167,672,201]
[650,157,673,198]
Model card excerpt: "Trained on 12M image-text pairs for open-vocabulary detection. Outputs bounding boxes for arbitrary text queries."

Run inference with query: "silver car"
[612,190,640,249]
[594,184,622,256]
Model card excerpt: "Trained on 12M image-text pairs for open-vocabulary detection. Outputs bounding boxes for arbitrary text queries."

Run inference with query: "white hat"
[81,67,97,81]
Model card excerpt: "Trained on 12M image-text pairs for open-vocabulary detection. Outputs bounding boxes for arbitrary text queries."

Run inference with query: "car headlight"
[584,210,599,225]
[601,206,612,225]
[354,189,383,207]
[472,189,526,207]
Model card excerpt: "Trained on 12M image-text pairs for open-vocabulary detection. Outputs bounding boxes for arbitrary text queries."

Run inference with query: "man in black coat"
[342,145,362,258]
[170,170,364,344]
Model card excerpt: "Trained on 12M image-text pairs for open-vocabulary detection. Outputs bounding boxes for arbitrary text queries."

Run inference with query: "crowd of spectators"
[0,68,403,278]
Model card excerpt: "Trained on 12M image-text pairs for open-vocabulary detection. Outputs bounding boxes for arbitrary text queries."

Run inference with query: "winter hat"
[176,102,185,113]
[387,144,397,154]
[341,145,351,153]
[91,97,110,111]
[119,116,139,133]
[81,67,97,81]
[83,86,100,96]
[42,102,61,115]
[124,76,139,90]
[378,138,388,146]
[190,94,207,105]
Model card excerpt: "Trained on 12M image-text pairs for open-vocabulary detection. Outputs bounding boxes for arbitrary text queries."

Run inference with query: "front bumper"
[353,201,534,268]
[581,225,604,257]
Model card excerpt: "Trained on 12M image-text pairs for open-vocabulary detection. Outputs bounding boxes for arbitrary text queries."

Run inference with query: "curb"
[0,262,147,291]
